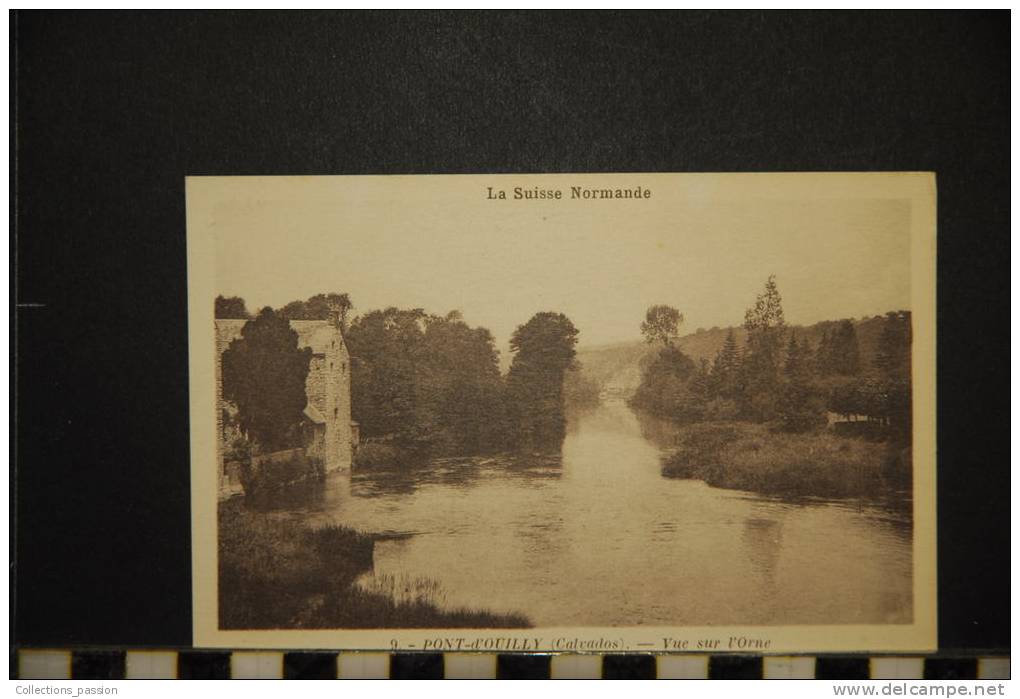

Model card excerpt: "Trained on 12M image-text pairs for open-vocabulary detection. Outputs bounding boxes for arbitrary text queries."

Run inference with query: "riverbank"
[660,421,911,499]
[218,498,530,629]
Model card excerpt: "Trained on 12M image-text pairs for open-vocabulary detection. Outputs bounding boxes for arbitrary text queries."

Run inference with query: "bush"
[629,347,705,422]
[661,422,747,478]
[709,431,888,497]
[305,524,375,569]
[661,422,910,499]
[702,398,741,422]
[775,382,827,433]
[240,449,324,501]
[882,446,913,488]
[353,442,410,469]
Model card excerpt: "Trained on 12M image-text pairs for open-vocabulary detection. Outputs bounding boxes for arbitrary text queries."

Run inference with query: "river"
[270,399,912,627]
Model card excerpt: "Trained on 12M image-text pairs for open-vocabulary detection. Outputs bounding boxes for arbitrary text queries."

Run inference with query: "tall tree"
[641,305,684,347]
[345,307,427,446]
[692,358,712,401]
[873,311,912,439]
[279,292,353,328]
[346,307,508,455]
[815,328,832,374]
[221,308,312,451]
[874,311,911,376]
[419,311,506,453]
[215,295,250,319]
[711,329,742,400]
[743,274,785,334]
[783,331,811,380]
[629,345,702,421]
[823,319,861,376]
[777,331,823,431]
[506,312,580,450]
[742,275,786,420]
[508,312,580,371]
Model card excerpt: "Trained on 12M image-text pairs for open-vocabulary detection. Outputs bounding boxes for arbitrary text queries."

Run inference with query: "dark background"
[12,11,1009,652]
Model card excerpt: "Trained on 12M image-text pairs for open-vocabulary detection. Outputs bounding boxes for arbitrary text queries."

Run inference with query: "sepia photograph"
[187,173,936,652]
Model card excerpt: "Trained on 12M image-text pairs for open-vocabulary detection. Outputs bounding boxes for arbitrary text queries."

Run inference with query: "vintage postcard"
[187,173,936,653]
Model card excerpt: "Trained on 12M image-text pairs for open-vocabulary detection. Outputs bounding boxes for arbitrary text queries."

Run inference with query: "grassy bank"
[218,498,530,629]
[661,422,911,499]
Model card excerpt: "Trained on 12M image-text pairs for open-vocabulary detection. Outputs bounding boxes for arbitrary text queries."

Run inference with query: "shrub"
[223,435,253,464]
[306,524,374,569]
[775,382,828,433]
[660,422,910,499]
[703,398,741,422]
[706,431,894,498]
[240,449,324,501]
[661,422,748,478]
[353,442,409,469]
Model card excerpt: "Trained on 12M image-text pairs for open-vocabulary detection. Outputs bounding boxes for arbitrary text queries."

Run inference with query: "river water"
[272,399,912,627]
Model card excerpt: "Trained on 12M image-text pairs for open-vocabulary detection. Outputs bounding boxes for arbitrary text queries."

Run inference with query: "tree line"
[216,294,584,461]
[629,276,912,439]
[349,308,583,456]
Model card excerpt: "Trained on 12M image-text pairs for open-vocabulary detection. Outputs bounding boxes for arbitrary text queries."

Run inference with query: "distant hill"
[574,313,904,397]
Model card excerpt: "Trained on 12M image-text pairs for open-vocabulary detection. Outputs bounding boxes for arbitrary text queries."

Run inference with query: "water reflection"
[633,409,687,449]
[742,516,784,580]
[350,452,563,498]
[244,478,328,513]
[266,398,913,626]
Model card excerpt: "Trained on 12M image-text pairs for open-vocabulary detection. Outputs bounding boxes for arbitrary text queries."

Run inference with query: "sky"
[193,174,916,351]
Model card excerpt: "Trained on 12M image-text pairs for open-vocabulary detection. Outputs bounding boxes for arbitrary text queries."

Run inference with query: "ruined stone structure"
[215,317,354,497]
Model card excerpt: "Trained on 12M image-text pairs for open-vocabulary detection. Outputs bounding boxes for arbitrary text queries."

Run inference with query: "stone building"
[214,317,354,497]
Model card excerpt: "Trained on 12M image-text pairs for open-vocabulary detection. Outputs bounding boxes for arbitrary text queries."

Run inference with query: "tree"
[742,275,786,421]
[824,312,913,432]
[215,295,250,319]
[508,312,579,371]
[872,311,912,440]
[815,328,832,374]
[874,311,911,376]
[630,344,703,421]
[711,329,742,400]
[221,308,312,452]
[692,358,712,401]
[743,275,785,335]
[279,292,353,328]
[777,331,824,432]
[345,307,428,446]
[346,307,508,456]
[783,331,811,380]
[506,312,580,450]
[641,305,683,347]
[821,319,861,376]
[419,311,506,453]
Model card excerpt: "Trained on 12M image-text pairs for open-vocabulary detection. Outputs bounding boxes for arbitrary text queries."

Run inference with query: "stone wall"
[306,355,327,416]
[214,320,248,494]
[214,317,354,497]
[319,326,353,472]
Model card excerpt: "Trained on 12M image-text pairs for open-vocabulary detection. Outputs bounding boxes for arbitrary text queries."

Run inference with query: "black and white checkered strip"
[14,651,1010,679]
